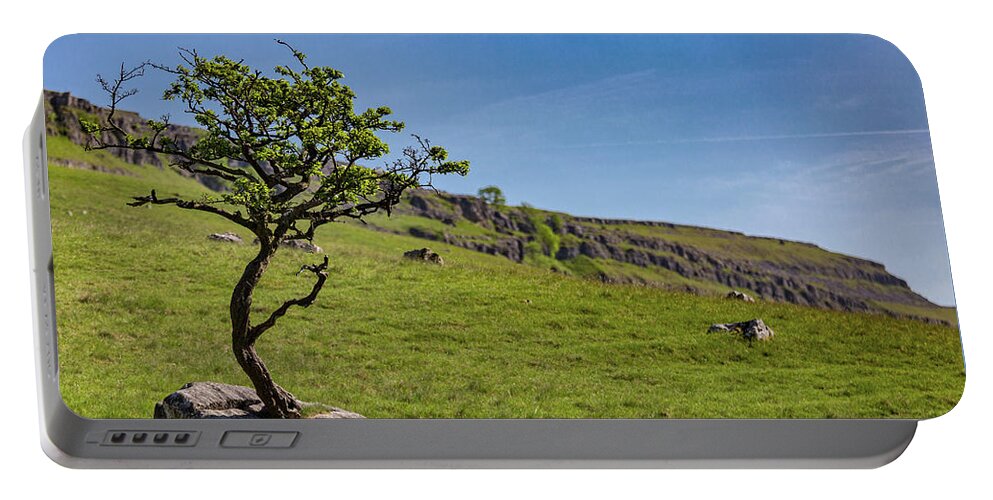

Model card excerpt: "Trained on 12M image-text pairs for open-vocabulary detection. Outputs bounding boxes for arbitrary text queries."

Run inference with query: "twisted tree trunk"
[233,343,300,418]
[229,243,302,419]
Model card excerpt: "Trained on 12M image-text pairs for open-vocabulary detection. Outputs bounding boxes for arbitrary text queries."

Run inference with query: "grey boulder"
[403,247,445,265]
[208,232,243,244]
[282,239,323,253]
[707,318,775,341]
[726,290,756,302]
[153,382,263,419]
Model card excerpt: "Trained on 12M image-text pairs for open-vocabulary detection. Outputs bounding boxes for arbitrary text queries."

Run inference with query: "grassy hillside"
[49,140,965,419]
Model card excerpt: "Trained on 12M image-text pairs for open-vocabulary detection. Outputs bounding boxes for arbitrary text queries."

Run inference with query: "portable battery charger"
[25,33,964,468]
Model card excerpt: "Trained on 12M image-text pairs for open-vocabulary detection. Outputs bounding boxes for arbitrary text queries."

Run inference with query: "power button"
[220,431,298,448]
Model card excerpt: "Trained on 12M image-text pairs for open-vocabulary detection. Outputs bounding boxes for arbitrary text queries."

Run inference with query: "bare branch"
[275,39,310,70]
[89,140,252,181]
[127,190,255,231]
[248,255,329,341]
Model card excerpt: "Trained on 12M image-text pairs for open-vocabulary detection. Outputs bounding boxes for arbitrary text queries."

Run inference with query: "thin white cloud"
[481,70,661,114]
[672,138,936,206]
[545,128,932,150]
[668,128,931,144]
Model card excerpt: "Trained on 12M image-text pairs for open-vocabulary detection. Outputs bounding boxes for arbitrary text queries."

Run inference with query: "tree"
[477,185,506,207]
[81,41,469,418]
[535,223,560,257]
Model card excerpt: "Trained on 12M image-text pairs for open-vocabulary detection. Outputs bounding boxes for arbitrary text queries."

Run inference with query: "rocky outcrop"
[394,190,944,321]
[45,90,200,166]
[44,90,227,191]
[153,381,363,419]
[444,236,524,263]
[708,319,775,342]
[406,191,533,235]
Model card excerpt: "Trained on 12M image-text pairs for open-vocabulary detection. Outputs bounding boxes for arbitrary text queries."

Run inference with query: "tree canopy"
[477,185,506,207]
[84,41,469,247]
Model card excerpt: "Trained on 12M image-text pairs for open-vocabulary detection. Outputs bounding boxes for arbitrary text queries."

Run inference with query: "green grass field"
[49,140,965,419]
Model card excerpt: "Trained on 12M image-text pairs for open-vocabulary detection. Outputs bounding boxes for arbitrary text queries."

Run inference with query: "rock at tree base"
[304,406,364,419]
[403,247,445,265]
[726,290,756,302]
[707,318,774,341]
[208,232,243,244]
[310,410,366,419]
[153,382,260,418]
[153,381,363,419]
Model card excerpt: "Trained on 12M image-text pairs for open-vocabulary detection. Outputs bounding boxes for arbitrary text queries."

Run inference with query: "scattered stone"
[726,290,756,302]
[153,381,363,419]
[707,323,731,333]
[707,318,775,342]
[403,247,445,265]
[250,237,323,253]
[208,232,243,244]
[282,239,323,253]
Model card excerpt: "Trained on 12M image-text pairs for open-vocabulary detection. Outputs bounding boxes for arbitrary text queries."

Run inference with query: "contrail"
[670,128,932,144]
[547,128,931,149]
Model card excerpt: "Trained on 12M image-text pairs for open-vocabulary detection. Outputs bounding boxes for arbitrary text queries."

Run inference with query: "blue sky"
[44,34,955,305]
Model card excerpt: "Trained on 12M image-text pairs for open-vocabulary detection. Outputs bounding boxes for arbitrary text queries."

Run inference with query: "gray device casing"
[24,95,918,468]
